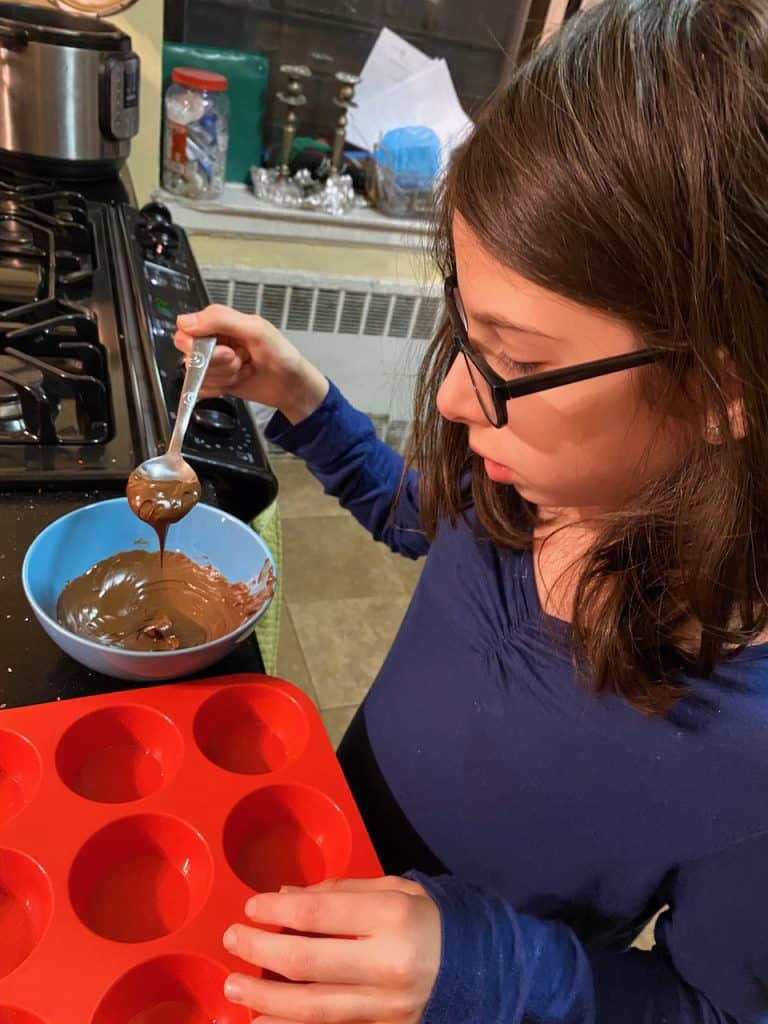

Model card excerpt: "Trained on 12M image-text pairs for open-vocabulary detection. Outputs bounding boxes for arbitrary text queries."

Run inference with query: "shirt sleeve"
[413,831,768,1024]
[265,380,428,559]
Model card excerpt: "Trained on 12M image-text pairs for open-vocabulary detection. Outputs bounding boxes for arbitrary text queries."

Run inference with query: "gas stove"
[0,168,274,707]
[0,183,153,480]
[0,172,276,521]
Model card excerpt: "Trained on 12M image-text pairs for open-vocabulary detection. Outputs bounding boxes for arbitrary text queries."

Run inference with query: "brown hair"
[408,0,768,715]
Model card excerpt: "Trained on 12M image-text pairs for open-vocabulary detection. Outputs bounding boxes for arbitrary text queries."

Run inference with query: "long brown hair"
[408,0,768,715]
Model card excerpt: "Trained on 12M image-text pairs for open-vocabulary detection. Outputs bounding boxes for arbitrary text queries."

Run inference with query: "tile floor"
[272,455,422,748]
[271,454,656,950]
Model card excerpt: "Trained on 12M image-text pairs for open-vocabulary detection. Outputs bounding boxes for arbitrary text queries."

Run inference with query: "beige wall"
[190,236,431,283]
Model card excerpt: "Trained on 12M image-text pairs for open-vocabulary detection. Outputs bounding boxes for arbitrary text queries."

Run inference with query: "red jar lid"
[172,67,229,92]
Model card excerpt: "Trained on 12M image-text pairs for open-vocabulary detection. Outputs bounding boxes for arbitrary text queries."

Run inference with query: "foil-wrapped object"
[250,166,361,217]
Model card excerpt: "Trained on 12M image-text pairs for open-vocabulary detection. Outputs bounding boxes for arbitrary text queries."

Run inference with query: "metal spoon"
[126,335,217,551]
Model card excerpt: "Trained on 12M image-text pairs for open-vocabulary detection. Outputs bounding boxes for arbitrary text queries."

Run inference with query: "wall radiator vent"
[201,267,440,451]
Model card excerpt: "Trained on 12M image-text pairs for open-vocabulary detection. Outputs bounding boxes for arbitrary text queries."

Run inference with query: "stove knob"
[139,224,180,260]
[151,225,180,257]
[192,398,238,436]
[140,201,173,226]
[136,222,155,247]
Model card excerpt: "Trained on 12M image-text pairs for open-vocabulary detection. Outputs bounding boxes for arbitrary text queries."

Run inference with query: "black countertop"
[0,489,265,709]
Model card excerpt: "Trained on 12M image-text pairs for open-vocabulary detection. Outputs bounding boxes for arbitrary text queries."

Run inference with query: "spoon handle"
[168,335,217,456]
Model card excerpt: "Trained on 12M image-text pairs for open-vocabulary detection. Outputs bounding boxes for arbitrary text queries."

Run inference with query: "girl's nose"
[437,351,484,427]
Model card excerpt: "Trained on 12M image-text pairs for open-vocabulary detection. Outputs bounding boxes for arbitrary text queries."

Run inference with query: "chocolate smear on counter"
[57,550,275,652]
[125,473,201,564]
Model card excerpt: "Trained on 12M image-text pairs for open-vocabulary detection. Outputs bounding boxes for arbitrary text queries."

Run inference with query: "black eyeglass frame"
[444,275,668,428]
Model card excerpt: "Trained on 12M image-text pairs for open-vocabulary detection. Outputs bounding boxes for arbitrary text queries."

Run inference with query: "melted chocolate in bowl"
[56,550,275,652]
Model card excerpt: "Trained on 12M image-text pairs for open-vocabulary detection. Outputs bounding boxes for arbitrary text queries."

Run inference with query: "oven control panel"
[121,203,276,520]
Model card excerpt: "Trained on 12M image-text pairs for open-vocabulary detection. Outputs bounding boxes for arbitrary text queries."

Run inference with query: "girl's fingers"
[225,975,392,1023]
[243,886,422,937]
[177,304,263,341]
[224,924,376,983]
[174,332,241,368]
[208,346,240,368]
[194,360,246,393]
[234,1017,384,1024]
[283,876,425,897]
[241,1019,304,1024]
[197,375,240,394]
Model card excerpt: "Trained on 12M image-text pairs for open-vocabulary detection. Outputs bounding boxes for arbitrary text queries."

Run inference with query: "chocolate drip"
[125,475,201,563]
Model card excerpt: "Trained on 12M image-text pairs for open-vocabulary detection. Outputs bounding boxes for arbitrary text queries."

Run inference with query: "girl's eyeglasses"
[444,275,668,429]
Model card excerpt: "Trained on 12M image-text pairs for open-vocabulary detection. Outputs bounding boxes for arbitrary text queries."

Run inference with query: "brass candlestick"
[331,71,361,175]
[250,62,359,216]
[276,64,311,178]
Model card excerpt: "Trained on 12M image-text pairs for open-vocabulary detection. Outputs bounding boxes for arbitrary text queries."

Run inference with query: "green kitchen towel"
[251,498,282,677]
[162,42,269,184]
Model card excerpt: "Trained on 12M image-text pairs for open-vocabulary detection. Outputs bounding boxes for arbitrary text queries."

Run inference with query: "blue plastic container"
[22,498,277,682]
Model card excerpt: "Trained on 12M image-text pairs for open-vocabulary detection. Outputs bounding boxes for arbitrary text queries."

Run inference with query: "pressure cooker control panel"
[100,52,140,141]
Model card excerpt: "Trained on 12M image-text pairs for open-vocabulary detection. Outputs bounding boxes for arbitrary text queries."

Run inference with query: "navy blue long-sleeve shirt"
[266,382,768,1023]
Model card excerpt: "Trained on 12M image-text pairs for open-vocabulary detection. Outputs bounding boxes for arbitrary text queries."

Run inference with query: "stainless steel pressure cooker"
[0,0,141,177]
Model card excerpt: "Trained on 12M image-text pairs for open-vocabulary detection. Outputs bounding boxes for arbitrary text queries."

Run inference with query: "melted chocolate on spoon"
[57,550,275,652]
[125,473,201,564]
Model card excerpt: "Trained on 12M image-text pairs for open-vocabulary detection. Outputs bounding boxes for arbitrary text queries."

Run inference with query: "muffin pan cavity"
[0,851,52,980]
[224,784,352,892]
[0,734,40,825]
[194,684,310,775]
[69,814,213,943]
[90,954,251,1024]
[56,706,183,804]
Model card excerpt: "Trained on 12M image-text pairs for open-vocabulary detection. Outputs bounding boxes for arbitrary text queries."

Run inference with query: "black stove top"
[0,172,277,518]
[0,191,106,446]
[0,183,154,483]
[0,164,135,205]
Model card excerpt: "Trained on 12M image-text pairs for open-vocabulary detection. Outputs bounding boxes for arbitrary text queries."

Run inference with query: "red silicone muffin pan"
[0,674,381,1024]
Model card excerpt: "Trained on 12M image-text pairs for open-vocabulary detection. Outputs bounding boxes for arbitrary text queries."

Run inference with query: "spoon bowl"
[131,453,201,486]
[126,454,201,529]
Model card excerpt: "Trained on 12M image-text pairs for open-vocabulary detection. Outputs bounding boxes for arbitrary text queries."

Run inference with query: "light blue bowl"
[22,498,277,682]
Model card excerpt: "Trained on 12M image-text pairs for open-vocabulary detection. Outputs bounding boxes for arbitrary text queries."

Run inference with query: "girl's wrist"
[279,360,330,425]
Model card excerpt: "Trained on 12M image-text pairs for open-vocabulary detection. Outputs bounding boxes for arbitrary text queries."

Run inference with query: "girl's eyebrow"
[470,310,560,341]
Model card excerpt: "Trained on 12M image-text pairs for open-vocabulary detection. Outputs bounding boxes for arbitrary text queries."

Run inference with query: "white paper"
[350,57,473,170]
[348,29,473,170]
[353,26,433,115]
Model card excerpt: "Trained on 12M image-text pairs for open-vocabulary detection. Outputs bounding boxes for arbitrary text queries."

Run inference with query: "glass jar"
[163,67,229,200]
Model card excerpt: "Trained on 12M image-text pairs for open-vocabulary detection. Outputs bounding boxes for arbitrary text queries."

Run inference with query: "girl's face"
[437,214,689,512]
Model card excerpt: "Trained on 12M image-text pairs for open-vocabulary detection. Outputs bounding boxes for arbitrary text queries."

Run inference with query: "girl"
[175,1,768,1020]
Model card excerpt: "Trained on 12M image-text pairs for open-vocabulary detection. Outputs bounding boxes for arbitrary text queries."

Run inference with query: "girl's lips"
[482,456,518,484]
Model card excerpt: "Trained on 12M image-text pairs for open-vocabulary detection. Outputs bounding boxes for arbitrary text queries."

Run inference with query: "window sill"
[152,183,432,251]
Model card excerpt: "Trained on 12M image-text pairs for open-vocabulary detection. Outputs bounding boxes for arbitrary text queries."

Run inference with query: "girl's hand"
[174,305,328,424]
[222,875,441,1023]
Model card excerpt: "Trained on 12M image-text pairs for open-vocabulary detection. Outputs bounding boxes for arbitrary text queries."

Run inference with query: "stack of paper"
[348,27,474,172]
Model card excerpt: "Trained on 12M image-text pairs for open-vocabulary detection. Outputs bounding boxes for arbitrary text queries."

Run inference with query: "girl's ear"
[704,350,746,444]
